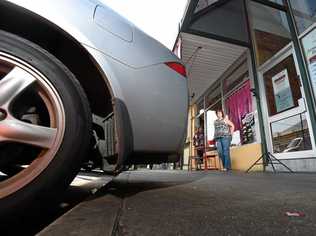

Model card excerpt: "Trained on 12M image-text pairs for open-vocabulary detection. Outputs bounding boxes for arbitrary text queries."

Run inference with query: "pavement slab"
[39,170,316,236]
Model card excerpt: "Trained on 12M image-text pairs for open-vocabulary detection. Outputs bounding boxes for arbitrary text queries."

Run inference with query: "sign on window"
[272,69,294,112]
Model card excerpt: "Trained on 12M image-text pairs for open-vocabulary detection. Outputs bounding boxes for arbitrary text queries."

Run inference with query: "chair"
[203,150,218,170]
[189,152,219,171]
[203,140,220,170]
[188,155,203,171]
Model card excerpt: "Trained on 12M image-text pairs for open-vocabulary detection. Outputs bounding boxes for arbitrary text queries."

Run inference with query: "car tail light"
[165,62,187,78]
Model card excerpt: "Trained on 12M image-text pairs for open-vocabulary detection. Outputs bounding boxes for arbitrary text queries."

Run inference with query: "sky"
[100,0,188,50]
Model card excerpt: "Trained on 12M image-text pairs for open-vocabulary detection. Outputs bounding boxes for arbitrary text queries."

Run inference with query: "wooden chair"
[203,140,220,170]
[203,149,219,170]
[188,155,203,171]
[189,150,219,171]
[189,141,222,171]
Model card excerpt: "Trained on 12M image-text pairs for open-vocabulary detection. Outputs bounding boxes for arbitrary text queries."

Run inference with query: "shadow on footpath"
[93,170,207,200]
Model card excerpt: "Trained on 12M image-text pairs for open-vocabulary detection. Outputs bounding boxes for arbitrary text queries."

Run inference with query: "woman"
[214,110,235,171]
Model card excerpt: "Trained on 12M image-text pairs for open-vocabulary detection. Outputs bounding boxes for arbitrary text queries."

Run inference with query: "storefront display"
[241,112,255,144]
[204,80,254,146]
[225,80,253,144]
[180,0,316,171]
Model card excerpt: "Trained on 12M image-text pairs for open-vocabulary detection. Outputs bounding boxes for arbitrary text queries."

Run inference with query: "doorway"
[259,44,316,159]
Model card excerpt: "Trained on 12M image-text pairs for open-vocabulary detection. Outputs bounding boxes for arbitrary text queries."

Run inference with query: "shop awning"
[175,0,250,104]
[179,32,247,104]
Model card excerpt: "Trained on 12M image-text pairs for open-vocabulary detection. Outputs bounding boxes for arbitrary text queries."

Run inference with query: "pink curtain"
[225,80,252,131]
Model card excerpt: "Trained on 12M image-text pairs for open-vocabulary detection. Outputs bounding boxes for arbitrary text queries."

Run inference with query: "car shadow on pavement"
[93,170,207,200]
[0,173,111,236]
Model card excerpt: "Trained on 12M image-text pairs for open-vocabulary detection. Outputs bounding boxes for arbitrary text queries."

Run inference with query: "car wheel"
[0,30,91,217]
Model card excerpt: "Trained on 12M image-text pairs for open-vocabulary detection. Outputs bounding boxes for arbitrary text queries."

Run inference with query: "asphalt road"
[0,172,112,236]
[39,170,316,236]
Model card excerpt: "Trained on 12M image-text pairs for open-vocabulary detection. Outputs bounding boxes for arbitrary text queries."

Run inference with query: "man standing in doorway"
[193,127,205,170]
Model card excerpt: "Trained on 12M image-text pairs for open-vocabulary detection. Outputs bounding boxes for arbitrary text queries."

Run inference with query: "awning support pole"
[243,0,268,170]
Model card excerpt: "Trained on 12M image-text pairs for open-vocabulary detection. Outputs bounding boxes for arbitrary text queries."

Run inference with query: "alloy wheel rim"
[0,52,65,199]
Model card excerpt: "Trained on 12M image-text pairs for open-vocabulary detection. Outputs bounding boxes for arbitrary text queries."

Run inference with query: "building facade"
[175,0,316,171]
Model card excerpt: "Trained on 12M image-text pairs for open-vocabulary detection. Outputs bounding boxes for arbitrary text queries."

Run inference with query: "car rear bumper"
[114,62,189,154]
[85,46,188,163]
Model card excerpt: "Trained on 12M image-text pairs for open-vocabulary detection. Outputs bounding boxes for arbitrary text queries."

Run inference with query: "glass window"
[194,0,220,13]
[290,0,316,34]
[271,112,312,153]
[209,99,222,111]
[206,100,222,144]
[266,0,285,5]
[196,99,205,116]
[190,0,249,44]
[195,115,204,130]
[206,110,217,142]
[249,2,292,65]
[225,80,253,145]
[223,63,249,95]
[301,27,316,103]
[263,55,302,116]
[205,83,221,108]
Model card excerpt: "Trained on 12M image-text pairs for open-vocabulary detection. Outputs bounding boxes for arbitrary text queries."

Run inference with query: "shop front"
[175,0,316,171]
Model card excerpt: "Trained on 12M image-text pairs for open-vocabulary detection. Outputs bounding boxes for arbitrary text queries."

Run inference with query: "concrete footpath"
[39,170,316,236]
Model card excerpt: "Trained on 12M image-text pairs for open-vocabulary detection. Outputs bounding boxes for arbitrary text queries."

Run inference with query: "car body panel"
[6,0,179,68]
[4,0,188,154]
[94,5,133,42]
[86,46,188,152]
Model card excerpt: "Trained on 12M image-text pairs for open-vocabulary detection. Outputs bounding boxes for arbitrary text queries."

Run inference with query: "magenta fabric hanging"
[225,80,252,132]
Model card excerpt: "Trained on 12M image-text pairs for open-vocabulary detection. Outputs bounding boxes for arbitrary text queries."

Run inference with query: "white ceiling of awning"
[180,32,247,104]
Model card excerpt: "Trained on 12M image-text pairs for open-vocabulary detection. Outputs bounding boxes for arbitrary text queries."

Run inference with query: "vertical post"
[244,0,268,169]
[300,113,306,149]
[203,95,207,169]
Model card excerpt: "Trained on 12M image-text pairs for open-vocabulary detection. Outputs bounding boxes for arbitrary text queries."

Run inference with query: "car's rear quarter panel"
[103,55,189,152]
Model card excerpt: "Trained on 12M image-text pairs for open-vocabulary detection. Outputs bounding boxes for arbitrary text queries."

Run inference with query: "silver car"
[0,0,188,216]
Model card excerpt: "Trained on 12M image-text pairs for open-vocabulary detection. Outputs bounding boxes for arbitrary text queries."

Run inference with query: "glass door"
[259,45,316,158]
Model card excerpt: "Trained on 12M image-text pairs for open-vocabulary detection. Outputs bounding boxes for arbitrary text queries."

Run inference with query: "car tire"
[0,30,92,218]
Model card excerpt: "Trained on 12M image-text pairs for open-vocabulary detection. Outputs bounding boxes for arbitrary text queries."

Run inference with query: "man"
[193,127,205,170]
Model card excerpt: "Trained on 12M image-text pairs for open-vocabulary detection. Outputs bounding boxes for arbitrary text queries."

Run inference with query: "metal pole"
[203,95,207,167]
[243,0,268,170]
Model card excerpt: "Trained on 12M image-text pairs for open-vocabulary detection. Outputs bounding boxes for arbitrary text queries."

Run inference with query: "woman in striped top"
[214,109,235,171]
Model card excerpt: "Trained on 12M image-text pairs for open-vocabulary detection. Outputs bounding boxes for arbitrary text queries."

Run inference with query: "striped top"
[214,119,231,139]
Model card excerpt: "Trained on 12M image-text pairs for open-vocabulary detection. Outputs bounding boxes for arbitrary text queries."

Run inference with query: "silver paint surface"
[5,0,188,153]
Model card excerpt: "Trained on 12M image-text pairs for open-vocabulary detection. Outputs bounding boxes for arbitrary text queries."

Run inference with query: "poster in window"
[272,69,294,112]
[302,27,316,96]
[241,112,255,144]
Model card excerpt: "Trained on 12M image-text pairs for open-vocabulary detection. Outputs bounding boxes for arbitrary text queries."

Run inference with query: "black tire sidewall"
[0,30,91,216]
